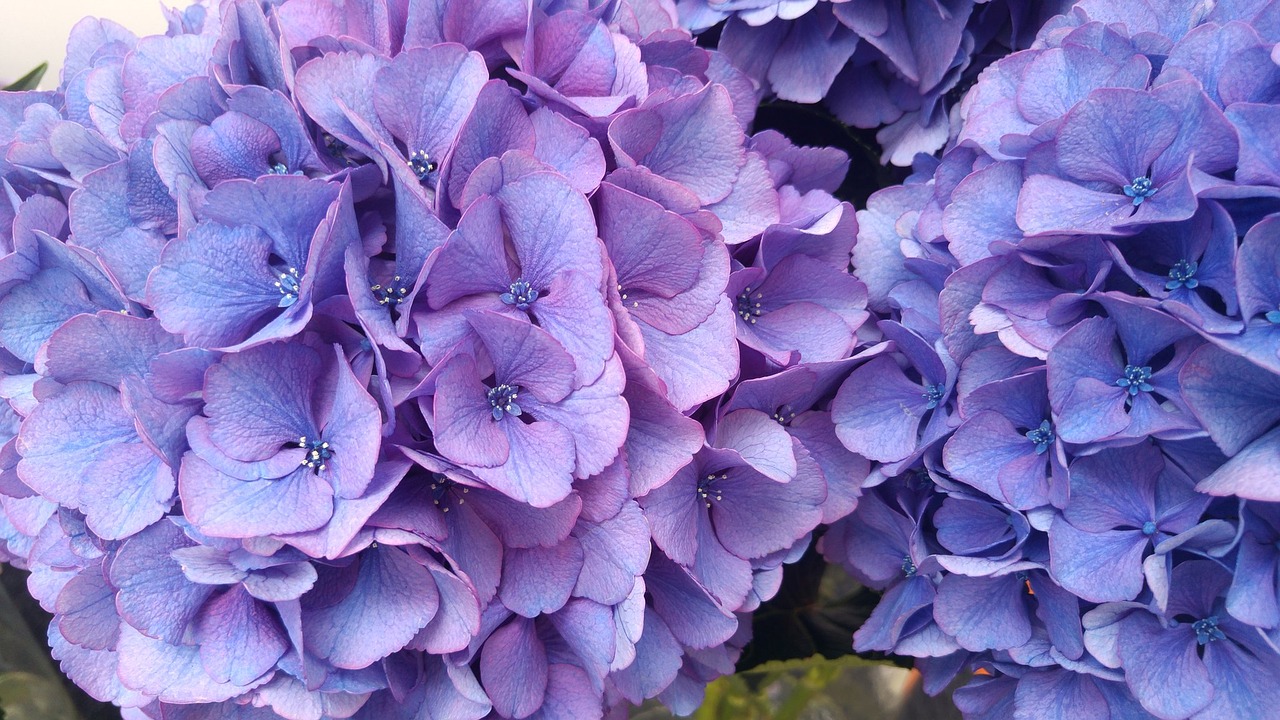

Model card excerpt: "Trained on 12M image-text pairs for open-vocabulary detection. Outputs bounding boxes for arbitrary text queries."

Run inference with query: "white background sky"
[0,0,167,87]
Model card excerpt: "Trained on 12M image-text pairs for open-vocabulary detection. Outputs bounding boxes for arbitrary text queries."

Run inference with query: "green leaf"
[3,63,48,92]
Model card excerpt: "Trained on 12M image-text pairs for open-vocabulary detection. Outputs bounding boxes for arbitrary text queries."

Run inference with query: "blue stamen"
[772,404,796,426]
[1265,306,1280,324]
[1025,420,1055,455]
[428,474,469,514]
[902,555,917,577]
[269,162,290,175]
[1123,176,1158,206]
[1115,365,1154,396]
[372,275,410,307]
[736,287,763,323]
[275,267,301,308]
[487,384,522,421]
[297,436,333,474]
[697,472,726,508]
[1192,616,1225,645]
[1141,521,1157,536]
[922,384,946,410]
[1165,260,1200,290]
[499,279,539,311]
[408,150,438,183]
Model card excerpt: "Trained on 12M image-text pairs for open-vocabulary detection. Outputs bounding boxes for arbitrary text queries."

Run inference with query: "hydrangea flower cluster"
[677,0,1070,165]
[821,1,1280,717]
[0,0,876,717]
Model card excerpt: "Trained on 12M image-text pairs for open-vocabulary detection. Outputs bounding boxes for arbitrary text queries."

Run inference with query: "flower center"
[697,473,726,508]
[772,405,796,426]
[1165,260,1199,290]
[487,384,522,421]
[1266,306,1280,324]
[617,284,639,309]
[1141,520,1157,536]
[429,474,469,514]
[1123,176,1158,206]
[372,275,410,306]
[922,384,946,409]
[275,267,301,308]
[736,287,763,324]
[269,162,290,175]
[500,279,539,311]
[902,555,917,577]
[408,149,438,183]
[297,436,333,474]
[1115,365,1154,396]
[1025,420,1054,455]
[1192,615,1225,645]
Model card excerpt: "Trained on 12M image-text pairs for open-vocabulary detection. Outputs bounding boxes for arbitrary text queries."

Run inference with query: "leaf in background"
[735,535,900,672]
[3,63,48,92]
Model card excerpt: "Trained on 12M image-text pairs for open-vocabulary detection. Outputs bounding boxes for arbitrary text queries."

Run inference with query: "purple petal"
[301,544,439,669]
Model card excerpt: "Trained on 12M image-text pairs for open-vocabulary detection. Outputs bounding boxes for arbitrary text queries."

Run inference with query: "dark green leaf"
[3,63,48,92]
[735,534,898,672]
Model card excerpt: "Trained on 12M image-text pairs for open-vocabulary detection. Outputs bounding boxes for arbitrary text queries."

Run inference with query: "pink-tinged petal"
[319,345,381,500]
[620,357,704,497]
[1197,428,1280,501]
[56,567,120,651]
[499,537,584,617]
[522,353,627,480]
[638,463,700,566]
[473,417,576,508]
[41,312,182,387]
[526,663,602,720]
[17,382,173,540]
[431,354,512,468]
[193,585,288,685]
[109,521,210,644]
[629,234,729,336]
[48,626,147,708]
[445,81,536,208]
[598,182,705,299]
[202,343,319,461]
[412,557,483,655]
[146,223,287,349]
[831,356,931,463]
[466,311,577,403]
[481,617,548,719]
[117,624,269,703]
[528,271,614,388]
[710,463,825,560]
[427,195,513,308]
[293,51,391,160]
[493,171,602,293]
[530,108,606,195]
[302,544,439,670]
[704,152,779,244]
[373,44,487,161]
[608,84,747,204]
[572,502,651,605]
[637,298,739,412]
[278,457,407,560]
[179,456,335,538]
[713,409,797,483]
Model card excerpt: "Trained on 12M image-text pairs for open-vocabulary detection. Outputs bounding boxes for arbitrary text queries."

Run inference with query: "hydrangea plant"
[1,0,1279,719]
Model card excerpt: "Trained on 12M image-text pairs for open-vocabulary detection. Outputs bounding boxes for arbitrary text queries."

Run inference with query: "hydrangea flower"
[0,0,868,716]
